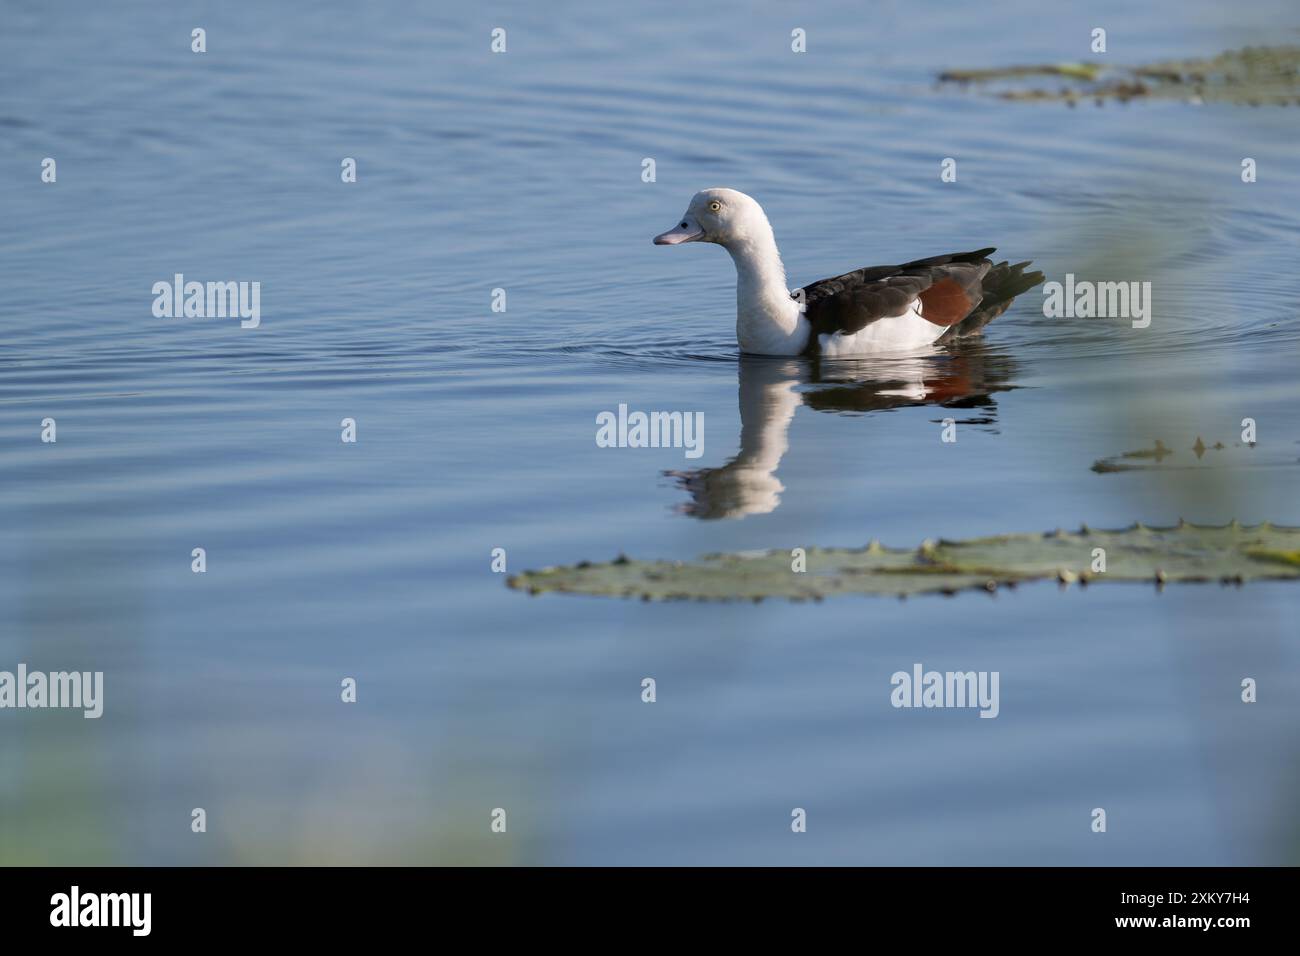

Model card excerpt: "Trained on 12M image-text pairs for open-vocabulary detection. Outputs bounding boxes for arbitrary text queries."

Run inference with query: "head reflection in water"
[665,344,1018,520]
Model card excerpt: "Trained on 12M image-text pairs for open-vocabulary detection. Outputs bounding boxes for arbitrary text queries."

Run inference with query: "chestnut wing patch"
[917,276,981,327]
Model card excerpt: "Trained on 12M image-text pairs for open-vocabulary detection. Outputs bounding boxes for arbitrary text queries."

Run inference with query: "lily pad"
[507,522,1300,601]
[939,63,1103,83]
[939,46,1300,106]
[1091,437,1262,473]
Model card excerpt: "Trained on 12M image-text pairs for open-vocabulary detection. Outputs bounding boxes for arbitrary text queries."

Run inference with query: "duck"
[653,188,1043,357]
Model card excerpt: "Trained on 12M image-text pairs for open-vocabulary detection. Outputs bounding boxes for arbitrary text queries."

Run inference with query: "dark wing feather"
[797,248,997,338]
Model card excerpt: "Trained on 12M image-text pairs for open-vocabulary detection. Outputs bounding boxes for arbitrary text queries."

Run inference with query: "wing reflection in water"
[666,342,1019,520]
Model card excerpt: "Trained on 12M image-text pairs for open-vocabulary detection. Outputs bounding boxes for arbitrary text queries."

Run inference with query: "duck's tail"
[937,259,1044,342]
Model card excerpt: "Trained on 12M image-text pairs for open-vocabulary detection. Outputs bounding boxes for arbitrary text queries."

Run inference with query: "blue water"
[2,1,1298,864]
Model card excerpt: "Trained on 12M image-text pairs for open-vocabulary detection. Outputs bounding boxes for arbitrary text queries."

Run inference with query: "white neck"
[723,220,808,356]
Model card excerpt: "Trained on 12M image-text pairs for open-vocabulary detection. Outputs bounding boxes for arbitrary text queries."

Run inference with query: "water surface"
[2,0,1298,864]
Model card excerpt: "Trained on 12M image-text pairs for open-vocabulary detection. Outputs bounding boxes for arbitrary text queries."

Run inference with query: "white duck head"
[653,188,808,356]
[652,187,773,247]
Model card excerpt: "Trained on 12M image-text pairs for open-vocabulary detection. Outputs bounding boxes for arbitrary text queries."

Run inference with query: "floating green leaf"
[938,62,1103,83]
[939,46,1300,106]
[507,522,1300,601]
[1091,436,1272,473]
[1092,440,1177,473]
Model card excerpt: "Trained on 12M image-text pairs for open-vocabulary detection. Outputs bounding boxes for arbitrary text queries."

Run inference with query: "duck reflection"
[666,343,1018,519]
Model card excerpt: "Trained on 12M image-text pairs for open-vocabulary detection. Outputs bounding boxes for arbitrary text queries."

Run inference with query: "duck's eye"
[680,222,688,228]
[708,201,722,212]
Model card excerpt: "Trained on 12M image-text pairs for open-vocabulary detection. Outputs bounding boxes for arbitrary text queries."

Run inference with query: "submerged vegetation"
[939,46,1300,105]
[508,522,1300,601]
